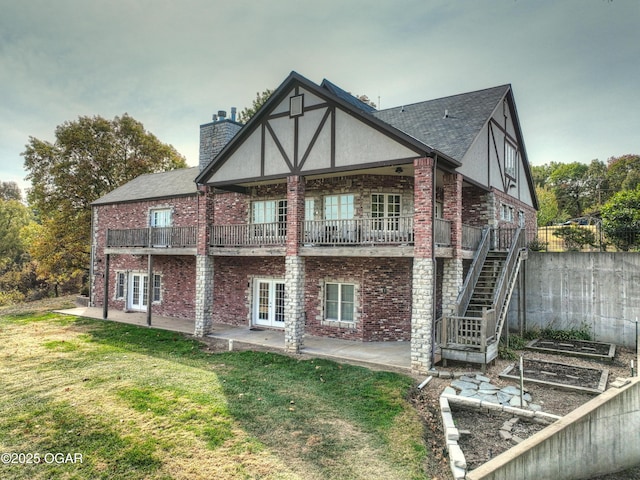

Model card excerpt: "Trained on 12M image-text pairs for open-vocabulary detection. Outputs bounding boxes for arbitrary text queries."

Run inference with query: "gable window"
[150,208,171,228]
[290,94,304,117]
[116,272,126,299]
[372,194,401,231]
[325,283,355,322]
[324,194,354,220]
[505,142,517,179]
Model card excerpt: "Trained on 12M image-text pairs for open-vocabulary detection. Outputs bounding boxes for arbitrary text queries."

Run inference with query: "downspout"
[430,152,438,367]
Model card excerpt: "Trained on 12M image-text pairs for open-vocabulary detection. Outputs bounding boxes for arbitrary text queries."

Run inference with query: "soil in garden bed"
[507,358,605,390]
[527,338,614,357]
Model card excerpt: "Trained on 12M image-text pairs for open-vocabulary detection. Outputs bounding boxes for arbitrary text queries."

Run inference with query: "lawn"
[0,308,429,479]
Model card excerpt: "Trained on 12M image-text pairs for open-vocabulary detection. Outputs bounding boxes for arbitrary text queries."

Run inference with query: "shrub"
[554,226,596,251]
[0,290,26,307]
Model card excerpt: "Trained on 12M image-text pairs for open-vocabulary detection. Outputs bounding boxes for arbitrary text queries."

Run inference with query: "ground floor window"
[325,283,355,322]
[116,272,125,299]
[152,274,161,302]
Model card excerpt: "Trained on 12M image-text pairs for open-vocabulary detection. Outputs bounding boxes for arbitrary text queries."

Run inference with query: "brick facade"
[92,195,199,319]
[304,257,412,341]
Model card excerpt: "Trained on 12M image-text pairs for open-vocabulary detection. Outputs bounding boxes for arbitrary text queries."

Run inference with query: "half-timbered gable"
[196,72,453,188]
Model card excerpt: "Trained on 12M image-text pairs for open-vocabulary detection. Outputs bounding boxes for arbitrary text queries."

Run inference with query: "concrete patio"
[56,307,412,374]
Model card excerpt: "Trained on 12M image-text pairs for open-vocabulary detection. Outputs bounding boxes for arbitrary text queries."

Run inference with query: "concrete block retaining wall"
[510,252,640,348]
[466,377,640,480]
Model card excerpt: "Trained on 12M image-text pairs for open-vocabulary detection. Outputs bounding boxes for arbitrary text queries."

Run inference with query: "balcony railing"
[210,222,287,247]
[462,224,484,250]
[434,218,451,246]
[303,217,414,246]
[106,227,197,248]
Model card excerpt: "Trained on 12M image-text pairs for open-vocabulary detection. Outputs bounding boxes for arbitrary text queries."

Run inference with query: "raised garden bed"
[499,358,608,394]
[526,338,616,362]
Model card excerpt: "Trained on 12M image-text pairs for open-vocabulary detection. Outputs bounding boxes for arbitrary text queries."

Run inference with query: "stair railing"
[453,227,491,317]
[490,226,526,338]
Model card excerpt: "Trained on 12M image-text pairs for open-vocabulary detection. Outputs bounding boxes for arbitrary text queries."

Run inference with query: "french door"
[253,279,285,328]
[129,273,148,312]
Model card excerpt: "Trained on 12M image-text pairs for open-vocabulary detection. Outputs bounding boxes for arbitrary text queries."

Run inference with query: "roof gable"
[196,71,447,187]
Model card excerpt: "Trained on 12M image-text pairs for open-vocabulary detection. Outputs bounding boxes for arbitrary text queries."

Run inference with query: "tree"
[553,226,597,251]
[547,162,590,219]
[584,159,609,207]
[535,185,560,226]
[0,199,33,270]
[0,181,22,201]
[607,154,640,193]
[22,113,187,293]
[237,89,274,124]
[601,187,640,251]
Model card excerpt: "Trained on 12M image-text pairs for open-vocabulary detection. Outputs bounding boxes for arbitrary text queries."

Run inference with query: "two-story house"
[90,71,537,374]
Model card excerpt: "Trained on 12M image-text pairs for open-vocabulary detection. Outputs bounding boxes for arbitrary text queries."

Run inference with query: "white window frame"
[150,208,172,228]
[116,272,126,299]
[252,200,287,224]
[152,274,161,303]
[372,194,401,231]
[501,203,514,222]
[325,282,355,323]
[305,198,315,221]
[505,142,517,179]
[324,194,354,220]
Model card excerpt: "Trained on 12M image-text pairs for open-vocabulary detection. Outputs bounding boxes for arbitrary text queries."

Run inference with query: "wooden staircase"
[437,228,527,371]
[464,251,507,318]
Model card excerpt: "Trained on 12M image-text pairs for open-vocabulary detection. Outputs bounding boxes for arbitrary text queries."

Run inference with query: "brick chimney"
[198,108,242,172]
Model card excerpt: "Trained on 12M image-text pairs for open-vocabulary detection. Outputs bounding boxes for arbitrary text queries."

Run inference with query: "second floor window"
[372,194,401,231]
[150,208,171,228]
[324,194,354,220]
[253,200,287,224]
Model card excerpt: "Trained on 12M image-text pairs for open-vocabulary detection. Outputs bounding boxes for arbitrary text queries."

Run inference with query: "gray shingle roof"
[321,78,377,114]
[373,85,510,161]
[92,167,198,205]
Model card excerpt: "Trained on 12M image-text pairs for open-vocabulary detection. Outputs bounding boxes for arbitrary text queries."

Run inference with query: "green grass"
[0,310,429,479]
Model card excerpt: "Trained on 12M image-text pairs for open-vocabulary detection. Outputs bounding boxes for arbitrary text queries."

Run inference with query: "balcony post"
[442,172,464,316]
[285,175,306,353]
[411,156,435,375]
[195,185,214,336]
[102,254,110,319]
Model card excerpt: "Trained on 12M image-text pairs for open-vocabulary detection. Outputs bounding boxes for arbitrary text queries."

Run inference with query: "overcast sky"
[1,0,638,195]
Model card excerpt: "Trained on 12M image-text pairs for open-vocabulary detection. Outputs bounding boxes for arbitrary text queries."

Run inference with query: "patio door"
[253,279,285,328]
[129,273,148,312]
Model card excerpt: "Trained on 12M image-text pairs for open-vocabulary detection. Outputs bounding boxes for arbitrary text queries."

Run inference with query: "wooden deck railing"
[106,227,197,248]
[210,222,287,247]
[462,224,484,250]
[303,216,415,245]
[439,308,497,352]
[434,218,451,246]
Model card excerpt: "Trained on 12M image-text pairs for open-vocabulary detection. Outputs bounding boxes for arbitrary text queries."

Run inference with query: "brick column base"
[411,258,434,374]
[442,258,463,316]
[285,256,305,353]
[194,255,213,337]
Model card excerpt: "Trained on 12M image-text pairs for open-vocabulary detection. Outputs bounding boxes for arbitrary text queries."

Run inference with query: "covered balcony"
[105,227,197,255]
[209,218,485,257]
